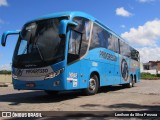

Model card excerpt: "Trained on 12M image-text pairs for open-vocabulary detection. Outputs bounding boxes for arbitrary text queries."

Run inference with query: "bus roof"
[26,11,119,37]
[26,11,138,52]
[28,11,119,39]
[30,11,96,22]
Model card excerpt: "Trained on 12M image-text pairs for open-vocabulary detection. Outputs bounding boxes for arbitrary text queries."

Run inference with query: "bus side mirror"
[59,20,78,38]
[1,30,20,46]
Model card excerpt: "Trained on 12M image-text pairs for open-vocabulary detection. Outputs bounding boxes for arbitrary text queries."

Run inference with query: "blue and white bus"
[1,12,140,95]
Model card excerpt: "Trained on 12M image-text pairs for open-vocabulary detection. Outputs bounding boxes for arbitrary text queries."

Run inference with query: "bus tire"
[44,90,59,96]
[84,74,99,95]
[132,78,135,87]
[126,76,133,88]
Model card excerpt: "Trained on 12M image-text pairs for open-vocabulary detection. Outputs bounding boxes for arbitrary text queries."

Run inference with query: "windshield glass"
[13,17,67,68]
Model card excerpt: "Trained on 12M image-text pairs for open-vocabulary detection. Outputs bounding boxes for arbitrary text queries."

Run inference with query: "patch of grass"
[0,70,11,75]
[141,72,160,80]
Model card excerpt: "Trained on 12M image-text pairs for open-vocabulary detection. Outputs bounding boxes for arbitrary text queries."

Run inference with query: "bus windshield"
[13,17,67,68]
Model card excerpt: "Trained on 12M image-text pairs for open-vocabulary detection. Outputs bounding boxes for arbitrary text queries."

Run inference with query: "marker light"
[54,81,60,86]
[44,68,64,80]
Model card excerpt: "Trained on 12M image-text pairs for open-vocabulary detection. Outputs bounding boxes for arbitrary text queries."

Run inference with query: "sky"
[0,0,160,70]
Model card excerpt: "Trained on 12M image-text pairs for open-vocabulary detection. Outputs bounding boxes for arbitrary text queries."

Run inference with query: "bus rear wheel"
[126,76,134,88]
[84,74,99,95]
[132,77,135,87]
[44,90,59,96]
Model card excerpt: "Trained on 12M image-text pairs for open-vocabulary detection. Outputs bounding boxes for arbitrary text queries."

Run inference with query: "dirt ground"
[0,80,160,118]
[0,75,12,83]
[0,80,160,120]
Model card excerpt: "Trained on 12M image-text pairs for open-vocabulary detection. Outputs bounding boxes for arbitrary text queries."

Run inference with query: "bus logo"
[16,69,23,76]
[121,59,129,81]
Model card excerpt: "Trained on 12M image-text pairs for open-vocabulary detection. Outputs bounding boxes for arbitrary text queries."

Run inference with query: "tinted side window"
[90,23,111,50]
[90,23,102,49]
[68,30,81,55]
[73,17,91,57]
[120,40,131,57]
[108,35,115,52]
[120,40,124,55]
[90,23,120,53]
[130,47,139,61]
[114,38,120,53]
[111,36,119,53]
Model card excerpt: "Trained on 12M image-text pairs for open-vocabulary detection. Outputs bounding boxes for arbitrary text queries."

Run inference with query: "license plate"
[26,83,35,87]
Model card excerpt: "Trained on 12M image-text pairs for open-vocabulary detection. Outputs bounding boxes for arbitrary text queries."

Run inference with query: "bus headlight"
[44,68,64,79]
[12,74,18,79]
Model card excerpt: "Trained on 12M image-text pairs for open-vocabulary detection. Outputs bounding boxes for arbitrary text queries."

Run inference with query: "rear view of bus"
[1,11,140,95]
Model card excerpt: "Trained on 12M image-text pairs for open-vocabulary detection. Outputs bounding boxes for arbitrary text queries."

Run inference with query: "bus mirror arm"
[1,30,20,46]
[59,20,78,38]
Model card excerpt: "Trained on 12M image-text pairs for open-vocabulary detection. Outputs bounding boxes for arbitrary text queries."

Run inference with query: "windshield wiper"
[27,32,45,62]
[35,44,45,62]
[33,33,46,62]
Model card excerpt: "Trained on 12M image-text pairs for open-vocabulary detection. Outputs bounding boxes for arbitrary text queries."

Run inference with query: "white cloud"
[121,19,160,63]
[138,47,160,63]
[0,0,8,6]
[0,64,11,71]
[138,0,155,3]
[121,19,160,47]
[116,7,132,17]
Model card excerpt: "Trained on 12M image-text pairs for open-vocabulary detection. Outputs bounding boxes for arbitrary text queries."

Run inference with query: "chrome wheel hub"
[89,78,96,91]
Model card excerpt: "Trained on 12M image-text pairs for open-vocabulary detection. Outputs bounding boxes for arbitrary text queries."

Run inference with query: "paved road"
[0,80,160,112]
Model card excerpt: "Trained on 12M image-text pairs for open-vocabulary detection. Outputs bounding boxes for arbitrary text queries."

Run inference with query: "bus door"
[66,30,82,89]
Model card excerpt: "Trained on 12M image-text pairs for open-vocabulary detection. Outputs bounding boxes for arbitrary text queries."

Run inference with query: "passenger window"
[90,23,120,54]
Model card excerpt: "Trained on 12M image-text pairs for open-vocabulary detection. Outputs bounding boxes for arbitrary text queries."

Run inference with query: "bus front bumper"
[13,78,65,91]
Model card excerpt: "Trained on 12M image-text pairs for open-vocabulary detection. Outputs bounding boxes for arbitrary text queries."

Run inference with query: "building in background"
[141,61,160,74]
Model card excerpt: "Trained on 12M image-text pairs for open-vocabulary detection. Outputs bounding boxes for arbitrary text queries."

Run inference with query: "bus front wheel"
[84,74,99,95]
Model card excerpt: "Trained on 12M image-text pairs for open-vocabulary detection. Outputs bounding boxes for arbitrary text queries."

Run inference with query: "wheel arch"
[134,74,137,83]
[90,71,100,87]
